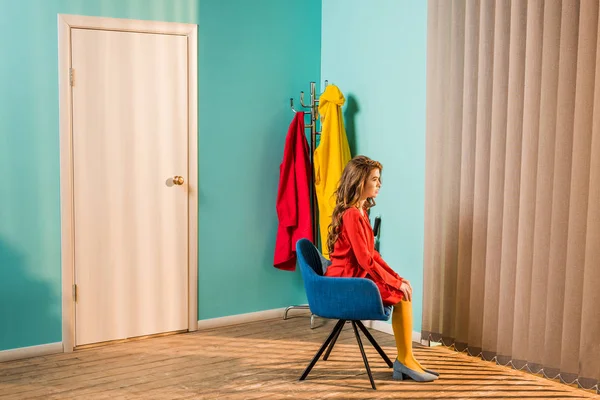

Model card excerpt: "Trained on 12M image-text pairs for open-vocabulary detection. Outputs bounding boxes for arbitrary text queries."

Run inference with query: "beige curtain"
[423,0,600,392]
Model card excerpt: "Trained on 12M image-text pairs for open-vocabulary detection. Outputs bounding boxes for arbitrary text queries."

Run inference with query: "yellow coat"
[314,85,351,258]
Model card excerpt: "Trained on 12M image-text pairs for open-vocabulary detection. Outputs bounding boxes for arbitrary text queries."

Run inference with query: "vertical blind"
[423,0,600,391]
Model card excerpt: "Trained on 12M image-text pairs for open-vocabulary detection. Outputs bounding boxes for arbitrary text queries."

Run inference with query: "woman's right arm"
[374,250,403,281]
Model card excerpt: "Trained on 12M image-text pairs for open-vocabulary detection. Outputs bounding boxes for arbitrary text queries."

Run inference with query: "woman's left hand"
[399,280,412,302]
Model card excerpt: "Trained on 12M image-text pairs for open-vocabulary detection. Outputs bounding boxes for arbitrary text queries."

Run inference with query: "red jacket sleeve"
[275,131,297,228]
[343,209,403,290]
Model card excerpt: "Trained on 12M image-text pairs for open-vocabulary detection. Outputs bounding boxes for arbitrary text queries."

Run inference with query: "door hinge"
[69,68,74,87]
[73,284,77,302]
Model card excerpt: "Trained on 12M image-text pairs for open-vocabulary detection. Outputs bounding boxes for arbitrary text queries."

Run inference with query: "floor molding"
[197,308,287,330]
[0,342,63,363]
[0,315,421,363]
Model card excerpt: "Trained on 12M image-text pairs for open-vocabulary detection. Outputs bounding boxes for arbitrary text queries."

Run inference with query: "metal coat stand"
[283,80,327,328]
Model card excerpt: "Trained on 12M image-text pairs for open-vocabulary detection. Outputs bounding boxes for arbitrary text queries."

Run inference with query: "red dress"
[325,207,405,306]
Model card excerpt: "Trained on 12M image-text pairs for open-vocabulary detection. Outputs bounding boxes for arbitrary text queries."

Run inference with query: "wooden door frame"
[58,14,198,352]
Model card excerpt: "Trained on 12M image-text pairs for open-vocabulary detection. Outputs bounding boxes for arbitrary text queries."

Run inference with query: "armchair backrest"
[296,238,331,276]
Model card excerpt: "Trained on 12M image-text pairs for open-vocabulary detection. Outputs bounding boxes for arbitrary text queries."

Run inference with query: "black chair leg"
[355,320,394,368]
[323,320,344,360]
[352,321,376,390]
[300,319,346,381]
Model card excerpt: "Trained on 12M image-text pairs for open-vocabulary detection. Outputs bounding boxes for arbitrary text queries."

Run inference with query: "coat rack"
[289,80,328,242]
[283,80,328,328]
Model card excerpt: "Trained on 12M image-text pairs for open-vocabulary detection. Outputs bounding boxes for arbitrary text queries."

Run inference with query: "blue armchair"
[296,238,394,390]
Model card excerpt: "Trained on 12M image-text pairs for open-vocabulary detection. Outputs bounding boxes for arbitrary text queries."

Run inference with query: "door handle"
[173,176,184,185]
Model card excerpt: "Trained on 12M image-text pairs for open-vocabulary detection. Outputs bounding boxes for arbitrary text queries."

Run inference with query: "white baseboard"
[362,320,422,344]
[197,307,288,330]
[0,342,63,363]
[0,316,421,363]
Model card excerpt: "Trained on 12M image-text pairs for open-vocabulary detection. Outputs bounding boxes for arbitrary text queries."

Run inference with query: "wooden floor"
[1,314,598,400]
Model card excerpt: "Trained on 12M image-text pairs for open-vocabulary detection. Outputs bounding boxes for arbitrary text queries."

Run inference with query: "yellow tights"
[391,300,426,373]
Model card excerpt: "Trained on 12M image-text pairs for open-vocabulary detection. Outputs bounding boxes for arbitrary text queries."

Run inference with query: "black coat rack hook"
[290,98,297,113]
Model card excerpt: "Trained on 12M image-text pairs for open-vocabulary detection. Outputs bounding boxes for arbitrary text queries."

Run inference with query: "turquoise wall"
[321,0,427,331]
[0,0,321,351]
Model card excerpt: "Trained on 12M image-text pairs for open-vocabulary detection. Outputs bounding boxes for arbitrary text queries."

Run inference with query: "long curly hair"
[327,155,383,255]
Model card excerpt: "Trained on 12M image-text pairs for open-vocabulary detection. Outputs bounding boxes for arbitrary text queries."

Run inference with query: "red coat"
[274,112,313,271]
[325,207,404,305]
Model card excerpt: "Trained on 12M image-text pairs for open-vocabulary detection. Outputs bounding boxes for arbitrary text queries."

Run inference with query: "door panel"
[71,28,188,346]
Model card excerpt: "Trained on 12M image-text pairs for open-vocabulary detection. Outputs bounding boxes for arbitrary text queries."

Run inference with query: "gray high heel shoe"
[392,360,438,382]
[394,358,440,376]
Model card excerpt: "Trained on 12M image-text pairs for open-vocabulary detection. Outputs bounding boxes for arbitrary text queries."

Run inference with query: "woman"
[324,155,439,382]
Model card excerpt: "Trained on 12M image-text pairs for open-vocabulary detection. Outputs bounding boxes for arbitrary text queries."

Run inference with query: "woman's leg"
[391,299,425,372]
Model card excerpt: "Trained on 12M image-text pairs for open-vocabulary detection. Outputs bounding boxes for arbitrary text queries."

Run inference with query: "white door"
[71,28,189,346]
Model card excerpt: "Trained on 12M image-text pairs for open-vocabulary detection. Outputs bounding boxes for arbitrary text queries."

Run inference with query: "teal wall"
[321,0,427,331]
[0,0,321,351]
